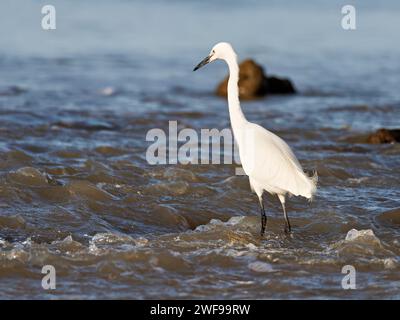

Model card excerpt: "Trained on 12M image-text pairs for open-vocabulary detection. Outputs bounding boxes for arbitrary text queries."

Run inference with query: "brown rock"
[367,128,400,144]
[216,59,295,100]
[377,208,400,226]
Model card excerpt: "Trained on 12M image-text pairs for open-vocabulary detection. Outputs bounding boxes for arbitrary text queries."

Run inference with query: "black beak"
[193,55,211,71]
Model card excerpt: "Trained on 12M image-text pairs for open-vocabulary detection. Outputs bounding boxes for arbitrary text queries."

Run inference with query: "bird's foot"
[284,226,292,234]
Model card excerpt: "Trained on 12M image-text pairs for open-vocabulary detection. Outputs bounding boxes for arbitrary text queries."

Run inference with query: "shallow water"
[0,0,400,299]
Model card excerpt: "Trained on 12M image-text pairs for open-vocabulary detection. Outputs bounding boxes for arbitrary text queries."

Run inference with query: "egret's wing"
[238,123,316,198]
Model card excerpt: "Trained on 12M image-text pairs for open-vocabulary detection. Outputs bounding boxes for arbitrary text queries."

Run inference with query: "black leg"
[259,198,267,236]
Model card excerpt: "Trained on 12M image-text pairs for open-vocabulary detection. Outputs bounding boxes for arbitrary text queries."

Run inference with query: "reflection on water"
[0,0,400,299]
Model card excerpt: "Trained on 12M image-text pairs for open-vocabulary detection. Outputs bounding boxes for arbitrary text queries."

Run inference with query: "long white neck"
[225,55,247,140]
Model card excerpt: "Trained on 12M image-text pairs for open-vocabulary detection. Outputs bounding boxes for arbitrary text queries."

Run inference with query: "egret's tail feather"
[307,170,318,202]
[285,168,317,201]
[293,168,318,201]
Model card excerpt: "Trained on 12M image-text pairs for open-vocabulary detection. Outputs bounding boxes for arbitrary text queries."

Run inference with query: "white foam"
[225,216,245,226]
[99,86,116,96]
[248,261,274,273]
[347,177,368,184]
[246,243,258,250]
[194,216,245,232]
[383,258,397,269]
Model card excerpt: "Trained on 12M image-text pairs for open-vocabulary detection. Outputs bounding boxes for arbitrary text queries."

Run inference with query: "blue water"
[0,0,399,299]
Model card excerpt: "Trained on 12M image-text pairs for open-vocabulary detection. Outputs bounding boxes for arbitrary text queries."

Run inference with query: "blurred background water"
[0,0,399,299]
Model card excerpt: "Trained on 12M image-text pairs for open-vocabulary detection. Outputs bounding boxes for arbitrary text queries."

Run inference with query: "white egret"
[193,42,317,235]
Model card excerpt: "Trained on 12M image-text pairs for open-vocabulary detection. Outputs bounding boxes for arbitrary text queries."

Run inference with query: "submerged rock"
[367,128,400,144]
[216,59,296,99]
[8,167,49,186]
[0,215,26,229]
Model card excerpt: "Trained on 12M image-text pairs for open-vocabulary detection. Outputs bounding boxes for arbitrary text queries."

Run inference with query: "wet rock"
[377,208,400,226]
[216,59,296,99]
[345,228,381,246]
[333,228,395,258]
[367,128,400,144]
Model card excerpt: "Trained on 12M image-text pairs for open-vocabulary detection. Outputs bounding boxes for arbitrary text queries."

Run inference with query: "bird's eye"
[212,50,215,54]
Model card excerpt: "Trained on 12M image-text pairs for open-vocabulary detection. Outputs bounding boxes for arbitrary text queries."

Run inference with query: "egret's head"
[193,42,236,71]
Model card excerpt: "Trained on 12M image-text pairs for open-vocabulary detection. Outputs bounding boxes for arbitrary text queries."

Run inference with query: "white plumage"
[194,42,317,235]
